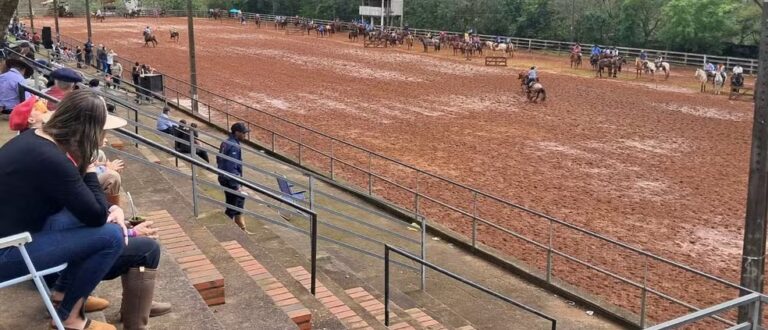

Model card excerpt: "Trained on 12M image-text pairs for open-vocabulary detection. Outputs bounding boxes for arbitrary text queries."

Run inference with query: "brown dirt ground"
[36,16,761,324]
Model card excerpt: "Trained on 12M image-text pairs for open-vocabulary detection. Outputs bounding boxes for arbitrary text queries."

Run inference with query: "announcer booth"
[359,0,403,28]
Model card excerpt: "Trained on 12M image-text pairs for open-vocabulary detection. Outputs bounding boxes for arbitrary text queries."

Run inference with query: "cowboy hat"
[5,57,34,78]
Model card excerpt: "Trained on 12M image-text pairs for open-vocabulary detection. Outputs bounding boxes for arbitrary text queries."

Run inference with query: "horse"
[95,12,105,22]
[518,72,546,102]
[590,54,600,70]
[596,58,616,78]
[714,71,727,95]
[655,60,670,80]
[404,34,414,50]
[635,58,645,78]
[419,36,440,52]
[254,16,261,28]
[170,30,180,43]
[570,53,582,69]
[694,69,708,93]
[143,31,158,48]
[348,29,358,42]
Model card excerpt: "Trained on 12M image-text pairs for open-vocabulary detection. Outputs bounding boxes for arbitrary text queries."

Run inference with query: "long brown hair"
[43,89,107,175]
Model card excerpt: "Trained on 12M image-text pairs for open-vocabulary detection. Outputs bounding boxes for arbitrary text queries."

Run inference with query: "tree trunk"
[0,0,21,43]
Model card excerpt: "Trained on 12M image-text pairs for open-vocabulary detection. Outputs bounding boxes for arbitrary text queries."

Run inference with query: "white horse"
[695,68,708,93]
[714,71,727,95]
[655,61,670,79]
[644,61,657,77]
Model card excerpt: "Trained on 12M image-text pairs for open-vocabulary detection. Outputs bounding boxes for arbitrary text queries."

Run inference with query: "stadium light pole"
[738,0,768,324]
[85,0,92,42]
[186,0,199,113]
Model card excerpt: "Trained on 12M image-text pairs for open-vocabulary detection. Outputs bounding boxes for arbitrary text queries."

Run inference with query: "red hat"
[9,96,51,131]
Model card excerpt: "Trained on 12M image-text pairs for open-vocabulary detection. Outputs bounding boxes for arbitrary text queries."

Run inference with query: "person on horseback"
[591,45,601,57]
[526,66,538,87]
[571,43,582,56]
[639,50,647,61]
[144,26,152,35]
[705,62,715,75]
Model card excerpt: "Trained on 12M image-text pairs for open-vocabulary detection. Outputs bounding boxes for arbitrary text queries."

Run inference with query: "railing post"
[472,192,478,249]
[271,132,276,152]
[330,141,335,180]
[684,53,688,66]
[528,39,532,52]
[134,109,139,148]
[310,213,317,295]
[547,220,553,283]
[640,256,648,328]
[414,193,425,291]
[384,245,391,327]
[309,175,315,210]
[368,153,373,195]
[189,127,199,218]
[298,129,303,165]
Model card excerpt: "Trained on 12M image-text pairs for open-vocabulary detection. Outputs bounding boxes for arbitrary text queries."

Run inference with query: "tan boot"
[120,267,156,330]
[52,295,110,313]
[149,301,172,317]
[234,215,255,235]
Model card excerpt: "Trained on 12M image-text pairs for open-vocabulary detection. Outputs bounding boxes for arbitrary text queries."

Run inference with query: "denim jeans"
[42,209,161,293]
[0,209,124,321]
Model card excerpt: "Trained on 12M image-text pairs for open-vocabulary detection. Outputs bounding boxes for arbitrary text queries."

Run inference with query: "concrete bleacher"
[0,50,625,329]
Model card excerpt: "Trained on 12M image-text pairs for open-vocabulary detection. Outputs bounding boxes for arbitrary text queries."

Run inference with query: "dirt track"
[37,16,758,323]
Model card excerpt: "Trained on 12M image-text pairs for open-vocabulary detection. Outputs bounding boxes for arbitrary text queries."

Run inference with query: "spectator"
[156,107,177,134]
[89,78,101,93]
[84,39,93,67]
[106,49,116,74]
[173,119,190,153]
[111,61,123,90]
[8,95,50,132]
[0,90,165,330]
[97,45,108,73]
[31,32,41,46]
[131,62,141,101]
[190,123,209,163]
[44,68,82,111]
[217,122,253,234]
[75,45,83,68]
[0,57,33,117]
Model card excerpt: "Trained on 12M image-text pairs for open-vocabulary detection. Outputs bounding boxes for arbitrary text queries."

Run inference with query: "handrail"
[645,293,765,330]
[18,81,323,294]
[384,244,557,330]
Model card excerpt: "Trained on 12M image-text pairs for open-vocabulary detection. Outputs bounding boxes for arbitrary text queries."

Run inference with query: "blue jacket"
[591,46,600,55]
[217,135,243,188]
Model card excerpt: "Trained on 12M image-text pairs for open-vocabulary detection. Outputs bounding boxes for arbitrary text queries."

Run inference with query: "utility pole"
[187,0,199,113]
[27,0,34,33]
[85,0,92,42]
[738,0,768,324]
[53,0,60,42]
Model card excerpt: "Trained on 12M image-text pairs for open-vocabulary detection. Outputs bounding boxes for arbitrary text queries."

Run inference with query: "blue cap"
[50,68,82,83]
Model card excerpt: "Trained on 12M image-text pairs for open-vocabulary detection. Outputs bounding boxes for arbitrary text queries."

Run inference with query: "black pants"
[220,179,244,218]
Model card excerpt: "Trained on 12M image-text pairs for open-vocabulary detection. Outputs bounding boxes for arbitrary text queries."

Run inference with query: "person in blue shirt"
[155,106,178,134]
[217,122,253,234]
[706,62,716,74]
[639,50,647,61]
[526,66,538,87]
[0,58,33,115]
[591,45,601,56]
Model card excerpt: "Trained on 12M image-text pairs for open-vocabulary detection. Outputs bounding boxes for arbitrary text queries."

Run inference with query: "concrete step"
[344,287,417,330]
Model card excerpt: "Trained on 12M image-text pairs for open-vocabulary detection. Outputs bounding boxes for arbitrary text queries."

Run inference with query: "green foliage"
[55,0,762,55]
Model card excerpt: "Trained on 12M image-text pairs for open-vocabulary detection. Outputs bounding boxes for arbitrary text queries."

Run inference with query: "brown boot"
[106,194,120,207]
[234,215,255,235]
[120,267,156,330]
[52,295,110,313]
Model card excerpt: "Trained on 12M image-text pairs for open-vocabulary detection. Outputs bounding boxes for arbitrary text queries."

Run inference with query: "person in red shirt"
[44,68,82,111]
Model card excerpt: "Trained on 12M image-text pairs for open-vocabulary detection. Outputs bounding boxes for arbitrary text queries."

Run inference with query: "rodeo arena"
[1,0,768,329]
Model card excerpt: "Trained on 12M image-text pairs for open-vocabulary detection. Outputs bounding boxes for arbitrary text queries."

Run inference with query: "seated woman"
[0,90,166,330]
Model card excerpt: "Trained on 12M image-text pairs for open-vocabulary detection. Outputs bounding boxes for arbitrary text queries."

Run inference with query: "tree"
[0,0,20,43]
[616,0,664,47]
[658,0,737,54]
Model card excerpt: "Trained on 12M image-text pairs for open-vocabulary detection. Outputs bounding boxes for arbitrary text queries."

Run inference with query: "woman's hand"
[106,159,124,172]
[133,221,158,239]
[107,206,129,245]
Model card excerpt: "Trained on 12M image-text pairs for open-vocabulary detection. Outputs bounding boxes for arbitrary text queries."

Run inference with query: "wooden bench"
[484,56,507,67]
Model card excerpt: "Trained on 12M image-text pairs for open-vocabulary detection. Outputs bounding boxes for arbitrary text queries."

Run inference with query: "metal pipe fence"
[33,27,763,326]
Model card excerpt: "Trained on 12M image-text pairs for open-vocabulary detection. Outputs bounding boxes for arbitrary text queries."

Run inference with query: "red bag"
[9,95,37,131]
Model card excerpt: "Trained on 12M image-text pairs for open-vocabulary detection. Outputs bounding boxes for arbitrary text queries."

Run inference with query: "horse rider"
[571,42,582,56]
[591,45,601,57]
[639,50,647,62]
[526,66,538,87]
[144,26,152,35]
[610,46,618,57]
[496,36,502,44]
[705,62,716,75]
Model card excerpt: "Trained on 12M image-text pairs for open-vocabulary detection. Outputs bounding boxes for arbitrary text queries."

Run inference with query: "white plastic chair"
[0,232,67,330]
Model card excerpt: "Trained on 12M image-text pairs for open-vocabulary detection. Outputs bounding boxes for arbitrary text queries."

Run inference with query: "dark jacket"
[217,135,242,188]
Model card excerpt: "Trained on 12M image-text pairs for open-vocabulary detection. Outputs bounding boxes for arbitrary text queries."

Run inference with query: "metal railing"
[384,244,558,329]
[16,80,321,294]
[645,293,766,330]
[40,29,762,326]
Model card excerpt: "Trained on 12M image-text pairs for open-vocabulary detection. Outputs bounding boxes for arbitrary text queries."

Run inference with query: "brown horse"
[569,53,582,69]
[170,30,180,43]
[143,32,157,47]
[518,72,547,102]
[405,34,414,50]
